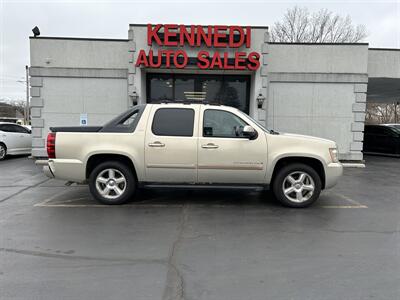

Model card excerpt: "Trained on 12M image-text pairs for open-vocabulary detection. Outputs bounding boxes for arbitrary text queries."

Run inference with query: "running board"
[140,183,269,190]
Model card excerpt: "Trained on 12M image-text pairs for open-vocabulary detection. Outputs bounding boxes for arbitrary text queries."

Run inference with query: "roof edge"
[269,42,369,46]
[369,47,400,51]
[29,36,129,42]
[128,23,269,29]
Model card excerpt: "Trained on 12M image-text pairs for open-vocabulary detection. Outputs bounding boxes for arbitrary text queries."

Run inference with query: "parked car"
[0,122,32,160]
[40,103,342,208]
[382,123,400,131]
[363,124,400,156]
[23,125,32,131]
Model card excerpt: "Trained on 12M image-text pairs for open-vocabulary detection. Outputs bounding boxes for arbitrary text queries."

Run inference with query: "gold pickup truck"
[42,103,342,208]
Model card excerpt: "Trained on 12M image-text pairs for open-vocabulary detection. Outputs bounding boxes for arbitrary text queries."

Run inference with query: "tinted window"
[386,127,400,137]
[365,126,383,135]
[11,125,29,134]
[0,124,17,133]
[147,73,250,113]
[203,109,248,138]
[152,108,194,137]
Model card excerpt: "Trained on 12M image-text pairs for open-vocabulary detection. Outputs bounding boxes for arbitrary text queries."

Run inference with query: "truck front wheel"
[89,161,136,205]
[272,163,321,208]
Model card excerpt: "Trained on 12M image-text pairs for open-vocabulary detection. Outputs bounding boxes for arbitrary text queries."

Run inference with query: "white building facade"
[29,24,400,160]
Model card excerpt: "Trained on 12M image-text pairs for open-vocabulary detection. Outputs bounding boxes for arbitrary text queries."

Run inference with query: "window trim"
[151,107,195,137]
[202,108,256,139]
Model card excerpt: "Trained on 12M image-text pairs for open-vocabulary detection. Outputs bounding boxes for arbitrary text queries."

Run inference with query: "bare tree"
[366,103,400,124]
[271,6,368,43]
[0,99,25,118]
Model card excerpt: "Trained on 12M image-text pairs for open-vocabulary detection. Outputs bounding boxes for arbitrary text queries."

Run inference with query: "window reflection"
[147,74,173,101]
[147,74,250,113]
[175,77,196,101]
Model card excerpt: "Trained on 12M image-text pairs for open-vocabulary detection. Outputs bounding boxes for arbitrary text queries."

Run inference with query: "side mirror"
[242,125,257,139]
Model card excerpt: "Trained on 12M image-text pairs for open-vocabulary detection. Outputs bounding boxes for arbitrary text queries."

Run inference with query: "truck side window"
[152,108,194,137]
[203,109,248,138]
[120,111,139,126]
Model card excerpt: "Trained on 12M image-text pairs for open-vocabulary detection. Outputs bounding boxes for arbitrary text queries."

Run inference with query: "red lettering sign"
[137,24,261,70]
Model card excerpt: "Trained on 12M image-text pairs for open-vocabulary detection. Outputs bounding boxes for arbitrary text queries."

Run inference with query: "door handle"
[148,141,165,147]
[201,143,219,149]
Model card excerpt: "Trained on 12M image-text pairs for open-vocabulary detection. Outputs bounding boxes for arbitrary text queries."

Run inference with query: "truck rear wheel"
[272,163,321,208]
[89,161,136,205]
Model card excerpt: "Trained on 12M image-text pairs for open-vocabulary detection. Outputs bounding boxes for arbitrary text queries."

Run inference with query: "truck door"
[198,107,268,184]
[144,105,199,183]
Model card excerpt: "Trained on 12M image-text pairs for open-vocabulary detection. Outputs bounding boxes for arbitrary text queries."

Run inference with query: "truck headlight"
[329,148,339,163]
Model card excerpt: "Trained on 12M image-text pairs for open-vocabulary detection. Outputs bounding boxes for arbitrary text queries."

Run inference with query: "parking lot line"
[33,189,368,209]
[320,205,368,208]
[33,188,83,207]
[320,192,368,209]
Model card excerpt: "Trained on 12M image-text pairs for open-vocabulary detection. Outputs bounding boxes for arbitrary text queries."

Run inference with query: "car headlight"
[329,148,339,163]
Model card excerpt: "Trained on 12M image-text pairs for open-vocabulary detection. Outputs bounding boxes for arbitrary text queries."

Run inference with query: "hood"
[278,132,336,145]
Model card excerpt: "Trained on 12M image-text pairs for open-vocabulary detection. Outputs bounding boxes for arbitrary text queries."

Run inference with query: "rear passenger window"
[0,125,16,133]
[152,108,194,137]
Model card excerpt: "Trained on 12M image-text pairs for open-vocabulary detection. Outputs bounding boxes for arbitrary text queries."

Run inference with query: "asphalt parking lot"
[0,156,399,300]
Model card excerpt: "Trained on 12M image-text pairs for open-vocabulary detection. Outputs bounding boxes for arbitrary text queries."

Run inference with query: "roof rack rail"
[152,100,221,106]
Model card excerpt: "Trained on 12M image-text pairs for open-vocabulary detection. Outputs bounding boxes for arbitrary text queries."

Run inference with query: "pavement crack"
[0,178,50,203]
[182,233,214,240]
[163,203,188,300]
[0,247,166,265]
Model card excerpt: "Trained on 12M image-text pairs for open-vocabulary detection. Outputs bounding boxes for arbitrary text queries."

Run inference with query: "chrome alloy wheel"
[282,171,315,203]
[95,168,127,200]
[0,145,6,160]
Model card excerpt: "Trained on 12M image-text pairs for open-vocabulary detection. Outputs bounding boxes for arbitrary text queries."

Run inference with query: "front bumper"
[325,162,343,189]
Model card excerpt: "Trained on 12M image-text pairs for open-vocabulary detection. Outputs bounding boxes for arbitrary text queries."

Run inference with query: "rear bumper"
[35,160,54,178]
[43,165,55,178]
[325,162,343,189]
[36,159,86,182]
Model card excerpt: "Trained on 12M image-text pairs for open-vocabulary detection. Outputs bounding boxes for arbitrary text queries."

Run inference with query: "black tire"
[272,163,321,208]
[89,161,136,205]
[0,143,7,161]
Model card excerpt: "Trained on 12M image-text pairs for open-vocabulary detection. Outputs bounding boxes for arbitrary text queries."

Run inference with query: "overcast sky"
[1,0,399,100]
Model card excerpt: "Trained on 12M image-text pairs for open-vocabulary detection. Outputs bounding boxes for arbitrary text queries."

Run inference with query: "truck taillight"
[47,132,56,159]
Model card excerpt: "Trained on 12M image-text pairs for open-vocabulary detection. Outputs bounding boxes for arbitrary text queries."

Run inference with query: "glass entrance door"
[146,73,250,113]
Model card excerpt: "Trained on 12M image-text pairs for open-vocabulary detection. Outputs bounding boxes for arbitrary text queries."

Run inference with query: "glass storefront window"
[174,77,196,101]
[147,74,173,101]
[146,73,250,113]
[199,77,222,104]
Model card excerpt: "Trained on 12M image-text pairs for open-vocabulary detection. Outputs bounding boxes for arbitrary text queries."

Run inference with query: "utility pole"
[25,65,29,124]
